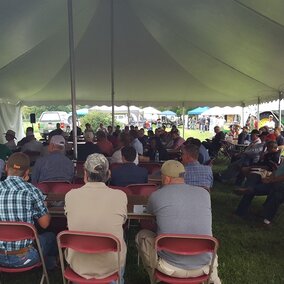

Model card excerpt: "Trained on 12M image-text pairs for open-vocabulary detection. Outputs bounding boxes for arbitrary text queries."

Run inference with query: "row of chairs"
[0,221,219,284]
[35,181,159,196]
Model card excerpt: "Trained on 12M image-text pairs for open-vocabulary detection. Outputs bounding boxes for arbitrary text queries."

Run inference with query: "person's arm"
[37,214,51,229]
[31,186,50,228]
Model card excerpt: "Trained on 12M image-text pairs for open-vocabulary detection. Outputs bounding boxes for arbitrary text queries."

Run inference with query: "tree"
[80,111,120,132]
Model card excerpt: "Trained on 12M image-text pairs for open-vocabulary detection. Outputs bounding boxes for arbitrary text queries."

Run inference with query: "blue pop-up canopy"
[161,110,177,116]
[188,107,209,115]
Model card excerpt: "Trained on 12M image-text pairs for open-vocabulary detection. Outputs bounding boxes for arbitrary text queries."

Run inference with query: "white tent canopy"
[0,0,284,108]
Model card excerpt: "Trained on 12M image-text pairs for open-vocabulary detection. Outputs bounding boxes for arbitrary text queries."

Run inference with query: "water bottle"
[155,150,160,162]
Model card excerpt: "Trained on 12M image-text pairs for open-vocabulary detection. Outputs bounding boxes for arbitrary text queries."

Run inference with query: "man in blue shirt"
[32,135,74,184]
[182,143,213,191]
[136,160,220,284]
[110,146,148,187]
[0,152,57,269]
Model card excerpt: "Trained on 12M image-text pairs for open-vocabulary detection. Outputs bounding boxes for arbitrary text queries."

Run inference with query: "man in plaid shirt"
[0,153,57,269]
[182,143,213,191]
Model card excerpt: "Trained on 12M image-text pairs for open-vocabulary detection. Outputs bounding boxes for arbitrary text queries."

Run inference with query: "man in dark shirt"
[110,146,148,186]
[17,127,35,148]
[202,126,225,157]
[48,123,64,139]
[238,126,250,145]
[77,131,101,161]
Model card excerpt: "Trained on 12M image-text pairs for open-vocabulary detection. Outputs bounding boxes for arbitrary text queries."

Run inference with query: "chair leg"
[40,274,45,284]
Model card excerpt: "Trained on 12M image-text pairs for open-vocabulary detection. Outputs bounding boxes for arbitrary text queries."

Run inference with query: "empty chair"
[57,231,121,284]
[0,221,49,284]
[154,234,219,284]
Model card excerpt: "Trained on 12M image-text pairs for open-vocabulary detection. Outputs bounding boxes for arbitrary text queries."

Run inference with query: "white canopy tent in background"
[1,0,284,141]
[90,105,143,125]
[142,107,161,122]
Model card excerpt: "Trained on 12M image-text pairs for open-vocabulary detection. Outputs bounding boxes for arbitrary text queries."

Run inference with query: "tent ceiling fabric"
[0,0,284,107]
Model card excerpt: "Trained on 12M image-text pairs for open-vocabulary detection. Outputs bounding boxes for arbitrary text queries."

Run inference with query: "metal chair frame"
[154,234,219,284]
[0,221,49,284]
[57,230,121,284]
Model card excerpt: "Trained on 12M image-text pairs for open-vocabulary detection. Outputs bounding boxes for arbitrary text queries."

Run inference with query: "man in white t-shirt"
[265,115,275,130]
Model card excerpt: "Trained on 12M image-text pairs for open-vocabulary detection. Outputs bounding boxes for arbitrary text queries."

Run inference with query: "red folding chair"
[57,231,121,284]
[154,234,219,284]
[35,182,50,194]
[35,181,71,194]
[0,221,49,284]
[108,185,132,195]
[138,163,161,174]
[126,183,158,196]
[49,183,82,194]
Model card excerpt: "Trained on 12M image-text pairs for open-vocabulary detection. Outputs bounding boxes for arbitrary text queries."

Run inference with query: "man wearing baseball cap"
[136,160,220,284]
[31,135,74,184]
[64,153,127,281]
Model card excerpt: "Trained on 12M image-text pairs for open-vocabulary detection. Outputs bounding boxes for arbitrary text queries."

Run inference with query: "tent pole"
[182,103,185,139]
[241,102,245,127]
[257,97,260,123]
[110,0,115,129]
[279,91,283,128]
[127,103,130,125]
[67,0,78,160]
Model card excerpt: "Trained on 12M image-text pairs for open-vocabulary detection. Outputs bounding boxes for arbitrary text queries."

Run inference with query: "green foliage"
[21,105,75,120]
[80,111,114,132]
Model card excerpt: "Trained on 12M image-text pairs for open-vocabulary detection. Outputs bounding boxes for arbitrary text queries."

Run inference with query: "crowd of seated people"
[3,119,284,283]
[207,124,284,227]
[0,134,223,283]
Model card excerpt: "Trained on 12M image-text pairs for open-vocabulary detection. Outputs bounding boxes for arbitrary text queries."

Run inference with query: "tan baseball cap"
[161,160,185,178]
[84,153,109,174]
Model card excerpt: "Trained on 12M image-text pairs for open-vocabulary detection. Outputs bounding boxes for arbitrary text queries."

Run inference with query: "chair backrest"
[155,234,218,283]
[0,221,36,242]
[57,231,121,284]
[138,162,161,174]
[35,181,72,194]
[50,183,82,194]
[57,230,121,254]
[155,234,218,256]
[126,183,158,196]
[109,185,132,195]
